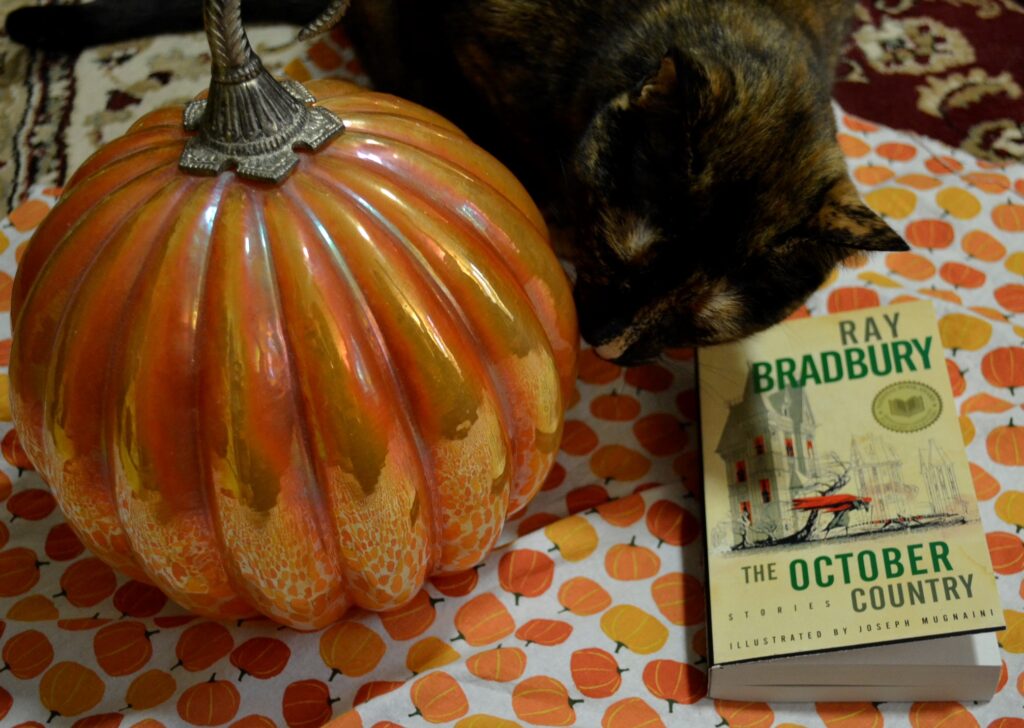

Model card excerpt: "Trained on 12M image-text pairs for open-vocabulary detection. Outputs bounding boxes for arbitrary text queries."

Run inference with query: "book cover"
[698,301,1004,666]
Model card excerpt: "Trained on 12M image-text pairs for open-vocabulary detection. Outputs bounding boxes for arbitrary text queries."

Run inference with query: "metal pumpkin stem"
[179,0,346,183]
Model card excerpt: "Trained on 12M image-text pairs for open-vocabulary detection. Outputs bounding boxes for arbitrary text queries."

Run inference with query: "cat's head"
[567,47,907,363]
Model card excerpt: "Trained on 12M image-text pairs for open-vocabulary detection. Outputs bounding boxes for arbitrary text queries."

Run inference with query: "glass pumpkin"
[9,0,577,628]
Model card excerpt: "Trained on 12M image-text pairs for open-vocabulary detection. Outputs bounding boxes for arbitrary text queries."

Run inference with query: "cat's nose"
[595,335,629,361]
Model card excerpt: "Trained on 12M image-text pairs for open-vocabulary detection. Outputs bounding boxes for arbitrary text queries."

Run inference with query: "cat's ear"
[813,178,910,252]
[632,48,732,115]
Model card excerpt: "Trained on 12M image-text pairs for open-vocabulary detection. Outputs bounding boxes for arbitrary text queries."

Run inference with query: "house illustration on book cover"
[715,369,969,550]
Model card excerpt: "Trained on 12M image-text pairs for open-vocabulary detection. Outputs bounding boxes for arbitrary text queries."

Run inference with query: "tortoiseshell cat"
[7,0,908,363]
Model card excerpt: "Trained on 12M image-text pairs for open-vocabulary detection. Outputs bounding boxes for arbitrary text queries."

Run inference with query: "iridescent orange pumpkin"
[9,1,577,628]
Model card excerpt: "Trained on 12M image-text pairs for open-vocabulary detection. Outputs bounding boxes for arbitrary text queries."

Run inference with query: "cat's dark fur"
[7,0,908,363]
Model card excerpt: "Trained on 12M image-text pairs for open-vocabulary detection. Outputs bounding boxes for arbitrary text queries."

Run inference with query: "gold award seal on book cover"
[873,381,943,433]
[698,301,1004,665]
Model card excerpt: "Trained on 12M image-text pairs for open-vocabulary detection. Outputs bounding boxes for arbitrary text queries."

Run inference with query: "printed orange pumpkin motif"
[44,523,85,562]
[981,347,1024,394]
[2,629,54,679]
[559,421,599,456]
[602,697,665,728]
[987,421,1024,466]
[566,484,610,514]
[715,700,775,728]
[651,572,705,626]
[589,445,652,482]
[282,680,336,728]
[937,188,981,219]
[570,648,624,699]
[590,393,641,422]
[896,174,942,191]
[353,680,404,707]
[940,262,986,289]
[499,550,556,604]
[863,187,916,218]
[946,359,966,396]
[429,568,480,598]
[409,671,469,724]
[455,717,521,728]
[93,621,155,676]
[993,202,1024,232]
[938,314,992,354]
[8,2,577,630]
[320,708,361,728]
[541,463,567,492]
[600,605,668,654]
[319,621,385,679]
[1,429,32,474]
[642,660,707,711]
[8,596,60,624]
[576,348,621,385]
[906,219,954,250]
[113,580,168,619]
[961,394,1014,416]
[518,512,561,537]
[816,701,884,728]
[961,230,1006,262]
[826,286,880,313]
[557,576,612,616]
[646,500,699,547]
[466,646,527,683]
[545,516,599,562]
[998,610,1024,654]
[633,414,688,456]
[877,142,916,161]
[39,661,105,721]
[516,619,573,647]
[983,532,1024,577]
[624,364,674,392]
[230,637,291,681]
[378,588,442,641]
[605,537,661,580]
[970,462,1001,501]
[6,488,55,521]
[0,547,43,597]
[176,678,240,727]
[995,284,1024,313]
[887,252,936,281]
[995,491,1024,532]
[56,614,110,631]
[57,558,116,608]
[512,675,580,727]
[125,670,177,711]
[837,134,870,157]
[405,637,460,674]
[175,622,234,672]
[71,712,124,728]
[909,701,980,728]
[926,156,962,174]
[854,166,894,186]
[229,716,279,728]
[595,493,646,527]
[452,593,515,646]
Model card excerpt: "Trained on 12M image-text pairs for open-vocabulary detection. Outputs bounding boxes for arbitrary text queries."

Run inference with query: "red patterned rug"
[836,0,1024,164]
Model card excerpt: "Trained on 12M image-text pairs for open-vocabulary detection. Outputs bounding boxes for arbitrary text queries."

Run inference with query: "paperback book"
[697,300,1004,701]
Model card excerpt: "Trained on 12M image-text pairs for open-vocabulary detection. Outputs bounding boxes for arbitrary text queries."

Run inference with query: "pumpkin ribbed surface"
[10,79,578,628]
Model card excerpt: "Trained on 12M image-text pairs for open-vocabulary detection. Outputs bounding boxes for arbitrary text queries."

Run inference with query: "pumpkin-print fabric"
[1,51,1024,728]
